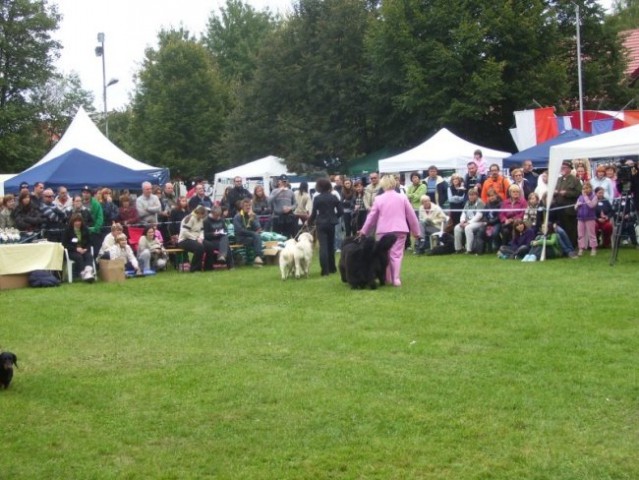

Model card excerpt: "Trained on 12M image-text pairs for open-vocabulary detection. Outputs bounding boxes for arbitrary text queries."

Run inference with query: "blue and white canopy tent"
[502,129,591,168]
[4,106,169,193]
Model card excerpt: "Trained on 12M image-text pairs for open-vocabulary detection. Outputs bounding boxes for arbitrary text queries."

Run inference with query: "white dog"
[294,232,314,279]
[279,239,298,280]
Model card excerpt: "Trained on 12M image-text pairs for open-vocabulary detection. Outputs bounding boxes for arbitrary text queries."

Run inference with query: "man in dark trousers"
[553,161,582,247]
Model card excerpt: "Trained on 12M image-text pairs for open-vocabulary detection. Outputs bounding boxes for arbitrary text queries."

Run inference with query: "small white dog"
[294,232,314,279]
[279,239,298,280]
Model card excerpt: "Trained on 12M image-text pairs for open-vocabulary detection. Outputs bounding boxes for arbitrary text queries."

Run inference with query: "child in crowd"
[575,182,598,256]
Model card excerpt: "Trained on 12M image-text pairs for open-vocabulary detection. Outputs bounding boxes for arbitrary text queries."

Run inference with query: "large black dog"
[339,234,397,289]
[0,352,18,389]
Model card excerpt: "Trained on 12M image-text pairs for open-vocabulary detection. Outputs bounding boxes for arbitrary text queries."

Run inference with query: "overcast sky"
[53,0,293,111]
[53,0,614,112]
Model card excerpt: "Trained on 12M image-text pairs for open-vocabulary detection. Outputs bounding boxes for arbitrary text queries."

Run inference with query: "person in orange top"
[481,164,511,203]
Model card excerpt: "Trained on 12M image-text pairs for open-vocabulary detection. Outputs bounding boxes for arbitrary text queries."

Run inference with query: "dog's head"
[298,232,314,244]
[0,352,17,370]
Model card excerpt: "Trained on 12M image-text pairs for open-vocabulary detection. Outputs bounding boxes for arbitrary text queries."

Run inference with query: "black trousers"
[317,223,336,275]
[178,239,216,272]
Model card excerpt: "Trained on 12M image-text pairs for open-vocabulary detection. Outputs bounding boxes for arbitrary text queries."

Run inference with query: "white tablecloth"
[0,242,64,275]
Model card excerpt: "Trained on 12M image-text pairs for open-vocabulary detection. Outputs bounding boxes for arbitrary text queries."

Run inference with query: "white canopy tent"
[542,123,639,260]
[547,123,639,206]
[378,128,511,174]
[212,155,292,201]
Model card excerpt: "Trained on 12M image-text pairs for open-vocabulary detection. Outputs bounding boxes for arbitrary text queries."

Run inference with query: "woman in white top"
[108,233,141,274]
[534,171,548,203]
[99,223,124,257]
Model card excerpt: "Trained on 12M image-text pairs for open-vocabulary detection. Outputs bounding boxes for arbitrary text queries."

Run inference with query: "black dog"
[0,352,18,389]
[339,234,397,289]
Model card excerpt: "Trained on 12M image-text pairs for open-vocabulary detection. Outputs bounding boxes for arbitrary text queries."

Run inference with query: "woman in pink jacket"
[360,175,421,287]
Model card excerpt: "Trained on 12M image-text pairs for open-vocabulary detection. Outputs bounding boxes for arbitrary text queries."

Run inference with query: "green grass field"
[1,249,638,479]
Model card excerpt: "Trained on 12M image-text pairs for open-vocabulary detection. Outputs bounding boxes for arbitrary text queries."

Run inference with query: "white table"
[0,242,64,275]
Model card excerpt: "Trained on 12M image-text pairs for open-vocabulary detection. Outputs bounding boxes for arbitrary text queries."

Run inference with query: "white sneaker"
[156,258,167,269]
[253,256,263,265]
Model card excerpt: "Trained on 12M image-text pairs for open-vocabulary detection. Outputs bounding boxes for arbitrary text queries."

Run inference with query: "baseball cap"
[19,182,29,189]
[81,185,92,193]
[279,174,288,182]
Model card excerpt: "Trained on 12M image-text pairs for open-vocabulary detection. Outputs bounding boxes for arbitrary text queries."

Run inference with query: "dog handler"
[359,175,421,287]
[308,178,343,276]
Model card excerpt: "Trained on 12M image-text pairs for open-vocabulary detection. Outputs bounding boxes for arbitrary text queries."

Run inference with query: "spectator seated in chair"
[232,198,264,265]
[203,205,231,266]
[138,225,168,271]
[62,213,96,282]
[453,188,484,253]
[177,205,217,272]
[416,195,447,253]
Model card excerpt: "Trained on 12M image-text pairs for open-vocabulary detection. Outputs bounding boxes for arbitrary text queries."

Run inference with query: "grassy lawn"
[1,248,638,479]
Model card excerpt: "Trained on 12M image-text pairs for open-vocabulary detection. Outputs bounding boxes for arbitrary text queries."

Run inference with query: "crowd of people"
[1,151,638,284]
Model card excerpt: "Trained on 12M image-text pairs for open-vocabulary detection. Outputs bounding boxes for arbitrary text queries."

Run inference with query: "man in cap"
[553,161,582,247]
[268,174,297,238]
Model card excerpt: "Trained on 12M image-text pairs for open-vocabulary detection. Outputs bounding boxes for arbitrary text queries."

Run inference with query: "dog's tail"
[375,233,397,254]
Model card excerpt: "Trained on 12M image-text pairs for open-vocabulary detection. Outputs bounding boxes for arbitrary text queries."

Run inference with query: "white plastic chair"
[64,247,97,283]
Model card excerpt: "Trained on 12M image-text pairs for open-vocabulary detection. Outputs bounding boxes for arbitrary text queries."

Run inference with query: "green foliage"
[608,0,639,31]
[0,0,61,173]
[224,0,374,174]
[31,72,96,144]
[204,0,278,84]
[129,28,230,179]
[1,251,638,478]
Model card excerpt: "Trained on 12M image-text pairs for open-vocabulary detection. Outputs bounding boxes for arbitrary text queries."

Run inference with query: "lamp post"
[575,4,584,130]
[95,33,119,138]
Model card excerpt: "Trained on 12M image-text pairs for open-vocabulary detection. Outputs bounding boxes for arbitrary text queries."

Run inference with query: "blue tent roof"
[503,129,591,167]
[4,107,169,193]
[5,149,168,192]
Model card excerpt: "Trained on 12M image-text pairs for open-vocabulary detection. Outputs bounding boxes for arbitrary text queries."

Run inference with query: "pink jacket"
[361,190,421,237]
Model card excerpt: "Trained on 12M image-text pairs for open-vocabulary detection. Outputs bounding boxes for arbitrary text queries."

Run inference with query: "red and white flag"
[513,107,560,150]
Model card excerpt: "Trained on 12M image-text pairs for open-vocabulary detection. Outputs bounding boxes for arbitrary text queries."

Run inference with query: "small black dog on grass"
[0,352,18,389]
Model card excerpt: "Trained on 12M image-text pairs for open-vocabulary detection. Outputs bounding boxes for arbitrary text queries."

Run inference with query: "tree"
[31,72,96,146]
[223,0,375,174]
[0,0,61,172]
[129,28,230,179]
[608,0,639,31]
[204,0,277,84]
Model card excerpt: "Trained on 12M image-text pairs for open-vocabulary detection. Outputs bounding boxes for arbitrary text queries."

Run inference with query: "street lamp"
[95,33,119,138]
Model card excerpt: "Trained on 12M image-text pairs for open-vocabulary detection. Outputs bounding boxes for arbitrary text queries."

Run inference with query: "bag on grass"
[28,270,61,287]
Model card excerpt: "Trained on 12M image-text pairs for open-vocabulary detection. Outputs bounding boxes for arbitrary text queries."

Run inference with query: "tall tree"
[204,0,277,84]
[608,0,639,31]
[224,0,374,173]
[0,0,61,172]
[129,28,230,179]
[31,72,95,146]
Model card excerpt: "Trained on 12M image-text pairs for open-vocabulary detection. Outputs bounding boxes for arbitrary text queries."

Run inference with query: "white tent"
[378,128,511,174]
[212,155,292,201]
[541,123,639,260]
[0,174,16,196]
[547,123,639,206]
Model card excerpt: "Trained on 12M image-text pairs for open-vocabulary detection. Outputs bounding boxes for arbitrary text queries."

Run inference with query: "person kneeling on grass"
[108,233,142,275]
[233,198,264,265]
